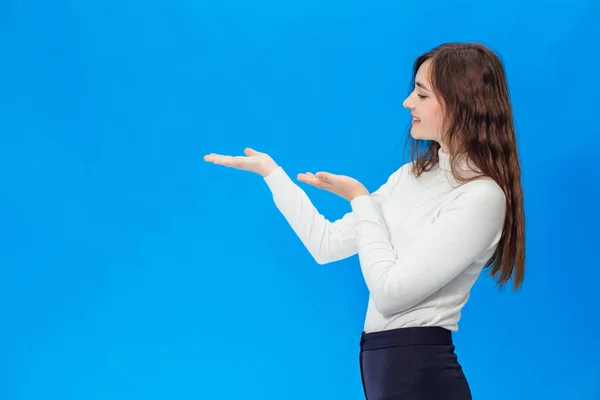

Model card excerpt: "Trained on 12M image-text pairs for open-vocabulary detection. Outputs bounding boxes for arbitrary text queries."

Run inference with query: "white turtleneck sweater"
[263,149,506,333]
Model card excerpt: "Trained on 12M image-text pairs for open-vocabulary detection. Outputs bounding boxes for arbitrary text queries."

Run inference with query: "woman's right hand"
[203,148,279,177]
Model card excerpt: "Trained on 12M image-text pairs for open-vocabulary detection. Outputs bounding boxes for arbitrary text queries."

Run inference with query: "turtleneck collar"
[438,147,452,172]
[437,147,482,182]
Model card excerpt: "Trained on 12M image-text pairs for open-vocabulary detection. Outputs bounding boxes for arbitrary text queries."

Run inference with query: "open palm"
[203,148,278,177]
[297,171,369,202]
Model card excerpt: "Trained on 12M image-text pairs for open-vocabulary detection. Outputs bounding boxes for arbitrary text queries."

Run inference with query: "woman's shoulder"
[450,177,506,213]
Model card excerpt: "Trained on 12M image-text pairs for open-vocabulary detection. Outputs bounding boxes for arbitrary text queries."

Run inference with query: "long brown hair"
[404,42,525,290]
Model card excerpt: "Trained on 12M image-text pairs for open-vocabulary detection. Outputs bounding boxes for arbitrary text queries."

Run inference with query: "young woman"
[204,42,525,400]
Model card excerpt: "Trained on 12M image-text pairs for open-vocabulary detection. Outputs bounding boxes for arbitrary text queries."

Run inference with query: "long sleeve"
[263,165,406,264]
[349,180,507,316]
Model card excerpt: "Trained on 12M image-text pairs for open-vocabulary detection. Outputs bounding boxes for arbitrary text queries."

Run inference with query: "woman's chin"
[410,127,434,141]
[410,129,423,140]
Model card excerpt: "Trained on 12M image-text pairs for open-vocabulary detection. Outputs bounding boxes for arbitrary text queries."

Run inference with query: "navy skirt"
[359,326,472,399]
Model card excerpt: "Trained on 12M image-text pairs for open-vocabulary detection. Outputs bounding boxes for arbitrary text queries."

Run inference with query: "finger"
[315,172,332,183]
[204,154,244,167]
[204,153,226,163]
[203,153,223,162]
[299,174,336,193]
[297,173,312,182]
[297,173,323,187]
[244,147,260,156]
[304,172,321,183]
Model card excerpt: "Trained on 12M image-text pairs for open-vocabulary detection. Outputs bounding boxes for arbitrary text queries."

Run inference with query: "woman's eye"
[418,94,427,99]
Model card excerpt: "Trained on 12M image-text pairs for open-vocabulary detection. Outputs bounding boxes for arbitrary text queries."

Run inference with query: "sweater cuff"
[350,194,380,222]
[263,166,289,189]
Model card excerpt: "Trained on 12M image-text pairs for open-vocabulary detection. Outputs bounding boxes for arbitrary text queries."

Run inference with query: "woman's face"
[403,60,447,150]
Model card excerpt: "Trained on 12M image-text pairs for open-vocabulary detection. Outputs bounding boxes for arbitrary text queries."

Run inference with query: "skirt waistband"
[360,326,453,351]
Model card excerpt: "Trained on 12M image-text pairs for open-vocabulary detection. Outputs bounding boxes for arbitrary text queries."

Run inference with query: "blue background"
[1,0,599,399]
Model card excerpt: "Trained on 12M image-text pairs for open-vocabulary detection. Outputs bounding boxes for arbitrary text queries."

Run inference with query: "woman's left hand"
[297,171,370,202]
